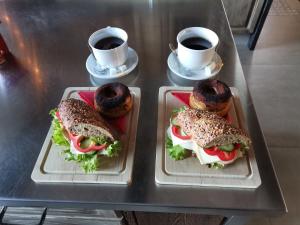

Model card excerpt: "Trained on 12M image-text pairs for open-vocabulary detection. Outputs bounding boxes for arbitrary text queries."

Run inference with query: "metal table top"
[0,0,286,216]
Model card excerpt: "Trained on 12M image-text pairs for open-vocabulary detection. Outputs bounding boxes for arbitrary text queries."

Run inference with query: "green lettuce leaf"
[172,106,187,115]
[91,136,121,157]
[49,109,121,173]
[240,143,249,155]
[49,109,69,147]
[208,162,225,169]
[63,149,99,173]
[166,137,189,160]
[90,136,108,145]
[101,141,121,157]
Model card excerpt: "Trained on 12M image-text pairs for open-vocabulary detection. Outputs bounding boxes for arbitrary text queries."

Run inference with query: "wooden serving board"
[31,87,140,185]
[155,86,261,188]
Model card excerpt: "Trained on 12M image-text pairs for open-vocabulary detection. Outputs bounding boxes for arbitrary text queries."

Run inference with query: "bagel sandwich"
[50,98,121,173]
[166,108,251,169]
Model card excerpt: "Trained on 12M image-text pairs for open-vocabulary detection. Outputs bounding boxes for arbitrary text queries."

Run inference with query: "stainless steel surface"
[0,0,286,216]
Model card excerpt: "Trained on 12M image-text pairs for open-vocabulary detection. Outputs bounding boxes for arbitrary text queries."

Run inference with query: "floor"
[234,0,300,224]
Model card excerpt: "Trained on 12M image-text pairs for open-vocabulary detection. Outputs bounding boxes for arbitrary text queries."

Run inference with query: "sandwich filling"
[50,109,121,173]
[166,108,249,169]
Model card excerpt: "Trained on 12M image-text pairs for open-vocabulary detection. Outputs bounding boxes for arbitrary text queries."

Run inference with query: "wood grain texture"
[44,218,121,225]
[134,212,223,225]
[155,87,261,188]
[2,207,45,225]
[31,87,140,185]
[44,209,122,225]
[120,211,138,225]
[46,208,121,219]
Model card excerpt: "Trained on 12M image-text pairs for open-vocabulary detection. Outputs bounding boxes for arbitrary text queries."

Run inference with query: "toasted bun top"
[193,79,232,103]
[58,98,115,140]
[176,108,251,148]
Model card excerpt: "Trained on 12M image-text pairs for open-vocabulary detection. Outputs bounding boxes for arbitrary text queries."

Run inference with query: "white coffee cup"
[88,26,128,68]
[177,27,219,70]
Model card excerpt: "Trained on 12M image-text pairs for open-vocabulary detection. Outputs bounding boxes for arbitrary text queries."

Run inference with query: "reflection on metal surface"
[0,23,9,65]
[167,68,220,87]
[89,66,139,86]
[0,7,44,90]
[3,15,10,23]
[0,71,6,96]
[0,55,28,94]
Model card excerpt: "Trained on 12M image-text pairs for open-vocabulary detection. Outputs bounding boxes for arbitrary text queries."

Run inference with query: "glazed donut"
[94,82,133,118]
[189,79,232,117]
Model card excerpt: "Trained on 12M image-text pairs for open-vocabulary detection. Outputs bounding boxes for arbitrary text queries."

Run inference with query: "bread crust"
[189,93,231,117]
[96,95,133,118]
[58,98,115,140]
[176,108,251,148]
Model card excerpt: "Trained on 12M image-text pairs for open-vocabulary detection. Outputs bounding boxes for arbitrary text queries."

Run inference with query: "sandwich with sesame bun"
[50,98,121,173]
[166,108,251,169]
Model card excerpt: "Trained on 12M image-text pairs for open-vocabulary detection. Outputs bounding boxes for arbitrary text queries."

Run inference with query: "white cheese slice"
[194,145,221,164]
[168,126,195,150]
[195,145,242,165]
[70,140,106,155]
[167,125,242,165]
[70,141,84,155]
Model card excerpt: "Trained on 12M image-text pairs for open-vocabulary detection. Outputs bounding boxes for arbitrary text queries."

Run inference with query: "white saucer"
[167,50,223,80]
[86,47,138,79]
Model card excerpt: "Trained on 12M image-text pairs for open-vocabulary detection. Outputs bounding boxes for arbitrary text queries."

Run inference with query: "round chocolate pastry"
[94,82,133,118]
[189,79,232,117]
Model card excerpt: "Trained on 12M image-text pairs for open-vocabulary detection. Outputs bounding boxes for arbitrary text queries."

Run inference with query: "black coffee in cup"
[94,37,124,50]
[181,37,212,50]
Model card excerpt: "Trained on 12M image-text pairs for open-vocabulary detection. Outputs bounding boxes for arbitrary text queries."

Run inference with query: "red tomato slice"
[68,131,106,153]
[56,111,106,153]
[171,125,191,140]
[217,149,237,161]
[55,111,63,123]
[204,147,220,156]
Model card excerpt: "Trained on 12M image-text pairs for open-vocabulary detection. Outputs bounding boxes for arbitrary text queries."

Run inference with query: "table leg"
[248,0,273,50]
[220,216,250,225]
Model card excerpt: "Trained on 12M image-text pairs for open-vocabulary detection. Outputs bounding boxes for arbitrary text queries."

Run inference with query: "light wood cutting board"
[155,86,261,188]
[31,87,140,185]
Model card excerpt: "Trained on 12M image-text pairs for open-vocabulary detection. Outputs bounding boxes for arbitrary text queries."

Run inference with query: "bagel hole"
[103,88,117,98]
[203,86,217,95]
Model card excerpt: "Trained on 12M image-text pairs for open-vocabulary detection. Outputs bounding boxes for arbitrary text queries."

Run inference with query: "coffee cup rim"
[88,26,128,52]
[176,27,219,52]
